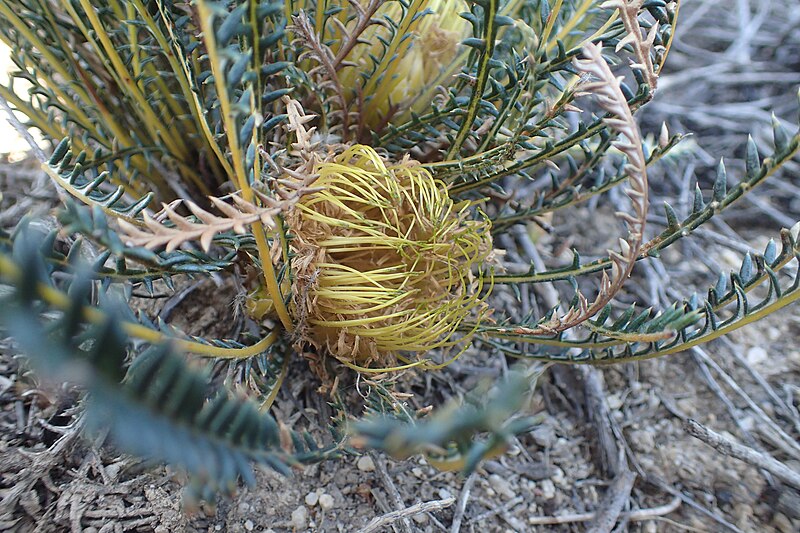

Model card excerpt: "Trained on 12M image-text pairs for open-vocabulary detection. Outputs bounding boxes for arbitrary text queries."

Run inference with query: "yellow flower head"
[338,0,471,125]
[284,145,492,368]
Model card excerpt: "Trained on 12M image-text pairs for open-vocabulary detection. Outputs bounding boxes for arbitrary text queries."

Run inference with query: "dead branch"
[371,453,413,533]
[449,472,477,533]
[359,497,455,533]
[693,347,800,461]
[588,469,637,533]
[582,367,623,477]
[527,496,681,525]
[684,418,800,490]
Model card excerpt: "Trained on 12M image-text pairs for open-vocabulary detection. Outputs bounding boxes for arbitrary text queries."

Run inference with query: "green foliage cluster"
[0,0,798,502]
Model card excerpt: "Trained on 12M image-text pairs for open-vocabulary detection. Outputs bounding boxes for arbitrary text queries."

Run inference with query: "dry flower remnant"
[512,41,651,337]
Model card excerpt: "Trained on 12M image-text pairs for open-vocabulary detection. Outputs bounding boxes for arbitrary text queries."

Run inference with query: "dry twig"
[371,453,413,533]
[582,367,623,477]
[588,469,637,533]
[527,496,682,526]
[692,347,800,460]
[449,471,477,533]
[0,418,83,518]
[684,418,800,490]
[359,497,455,533]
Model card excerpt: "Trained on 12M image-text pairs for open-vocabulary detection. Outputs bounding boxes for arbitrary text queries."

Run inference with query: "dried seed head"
[284,145,493,368]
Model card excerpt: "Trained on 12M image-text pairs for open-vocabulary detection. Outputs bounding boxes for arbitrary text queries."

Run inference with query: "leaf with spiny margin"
[492,122,800,286]
[353,366,545,473]
[45,139,154,219]
[0,224,342,505]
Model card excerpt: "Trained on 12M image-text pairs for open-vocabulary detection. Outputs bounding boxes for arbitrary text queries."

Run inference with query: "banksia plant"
[1,0,799,502]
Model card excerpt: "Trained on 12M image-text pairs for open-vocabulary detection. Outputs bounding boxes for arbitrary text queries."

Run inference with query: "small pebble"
[357,455,375,472]
[104,463,121,481]
[531,425,556,447]
[438,488,452,500]
[629,429,656,454]
[606,393,623,410]
[540,479,556,500]
[747,346,768,366]
[677,398,696,415]
[244,519,254,531]
[318,493,335,510]
[773,513,794,533]
[489,474,515,499]
[412,513,428,524]
[305,491,319,506]
[291,506,308,530]
[647,392,660,410]
[551,467,566,487]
